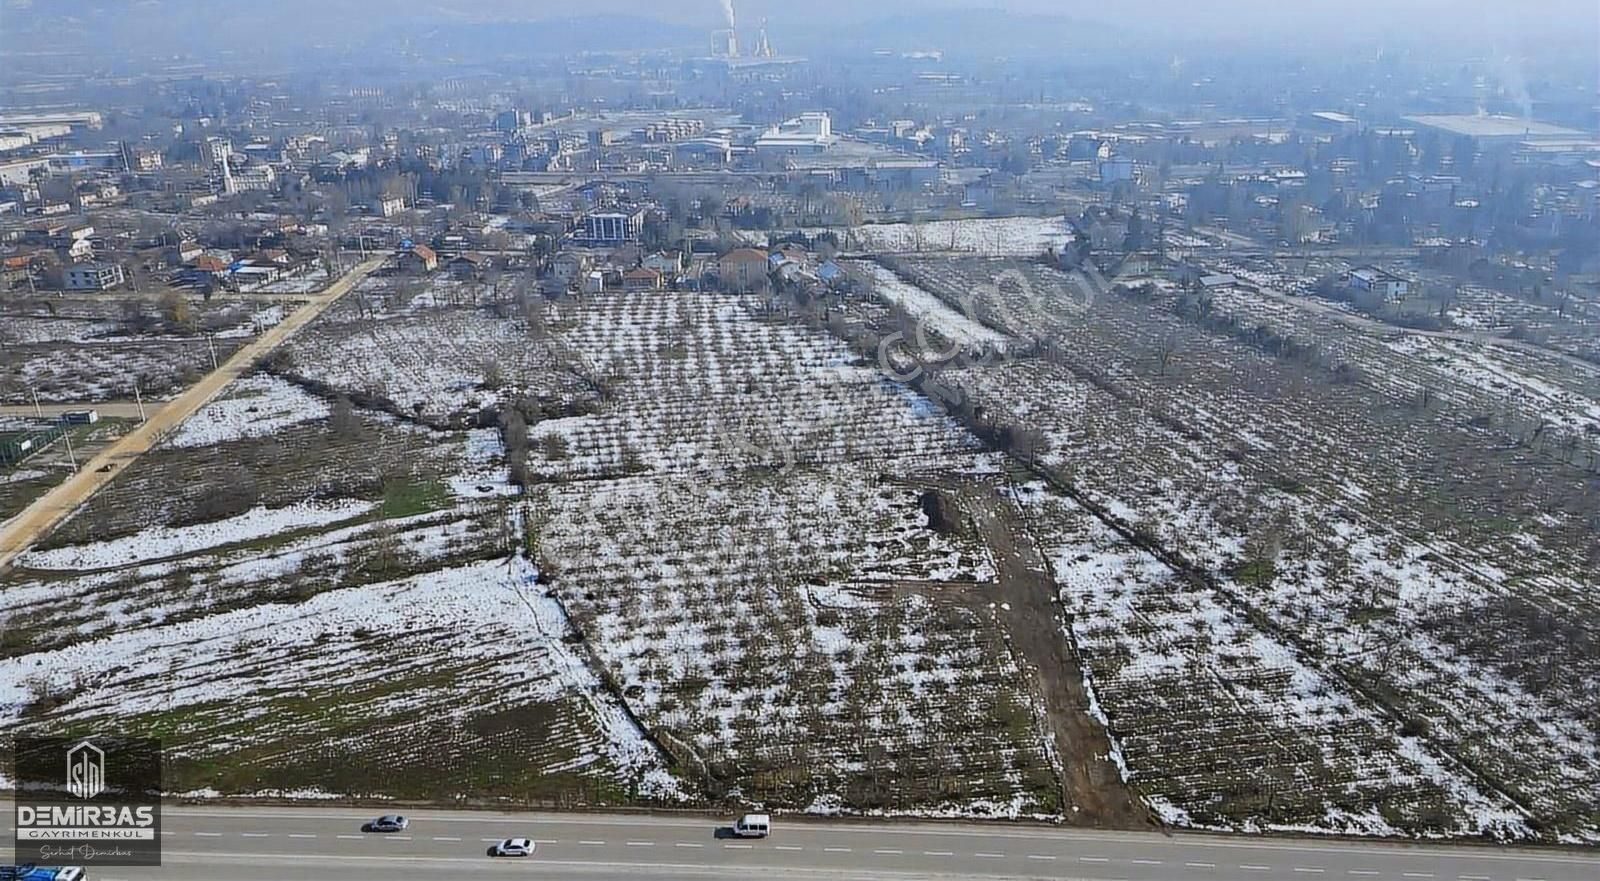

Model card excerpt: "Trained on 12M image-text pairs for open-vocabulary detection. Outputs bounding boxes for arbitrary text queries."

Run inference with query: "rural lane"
[0,256,384,572]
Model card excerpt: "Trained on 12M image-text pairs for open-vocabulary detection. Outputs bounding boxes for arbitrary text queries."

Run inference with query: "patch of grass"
[378,477,451,519]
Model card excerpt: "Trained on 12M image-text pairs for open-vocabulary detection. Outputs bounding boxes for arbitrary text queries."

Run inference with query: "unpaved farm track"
[894,476,1148,828]
[0,256,384,572]
[956,480,1150,828]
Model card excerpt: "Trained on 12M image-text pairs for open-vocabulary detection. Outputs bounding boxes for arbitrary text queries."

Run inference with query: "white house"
[1349,265,1410,301]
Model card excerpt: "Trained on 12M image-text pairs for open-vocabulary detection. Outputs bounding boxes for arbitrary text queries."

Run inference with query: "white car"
[489,838,534,857]
[732,813,770,838]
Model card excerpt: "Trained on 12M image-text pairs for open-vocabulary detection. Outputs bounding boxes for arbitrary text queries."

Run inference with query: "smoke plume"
[719,0,735,29]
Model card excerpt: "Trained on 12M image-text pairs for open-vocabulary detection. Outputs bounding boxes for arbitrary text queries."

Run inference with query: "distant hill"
[423,15,708,56]
[781,8,1116,58]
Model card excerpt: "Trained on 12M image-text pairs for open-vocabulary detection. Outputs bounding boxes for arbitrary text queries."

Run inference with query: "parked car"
[732,813,770,838]
[489,838,534,857]
[2,868,86,881]
[361,815,409,833]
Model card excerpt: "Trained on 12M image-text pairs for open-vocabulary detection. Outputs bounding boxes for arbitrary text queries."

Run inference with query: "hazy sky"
[414,0,1600,51]
[3,0,1596,56]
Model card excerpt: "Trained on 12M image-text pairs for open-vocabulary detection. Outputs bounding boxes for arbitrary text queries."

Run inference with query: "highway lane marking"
[1187,862,1217,868]
[136,812,1600,871]
[144,808,1600,864]
[1294,868,1326,874]
[578,839,605,845]
[924,850,954,856]
[431,836,461,842]
[385,835,413,840]
[535,838,560,843]
[1460,876,1492,880]
[288,833,317,839]
[626,840,655,847]
[240,832,270,837]
[824,846,852,852]
[337,834,364,840]
[1080,856,1110,862]
[1403,874,1435,878]
[675,842,705,848]
[974,851,1005,858]
[1131,858,1164,864]
[1242,864,1273,871]
[1027,854,1057,861]
[725,843,754,849]
[1348,872,1381,876]
[193,832,222,837]
[874,848,904,854]
[775,845,803,851]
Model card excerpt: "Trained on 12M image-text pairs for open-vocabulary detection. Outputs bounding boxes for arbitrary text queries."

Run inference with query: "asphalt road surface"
[0,256,383,572]
[2,806,1595,881]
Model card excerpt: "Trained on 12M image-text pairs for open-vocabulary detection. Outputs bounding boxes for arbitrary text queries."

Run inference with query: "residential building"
[63,261,124,291]
[579,210,644,245]
[642,251,683,276]
[1349,265,1410,301]
[551,251,591,288]
[376,195,407,217]
[230,164,276,192]
[450,252,492,279]
[622,266,663,292]
[399,243,438,273]
[717,247,771,290]
[1099,157,1136,185]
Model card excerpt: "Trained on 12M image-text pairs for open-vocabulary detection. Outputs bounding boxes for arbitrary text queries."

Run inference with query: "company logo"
[66,741,106,800]
[13,735,163,867]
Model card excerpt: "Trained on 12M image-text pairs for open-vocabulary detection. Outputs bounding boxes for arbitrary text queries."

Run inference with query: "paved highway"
[0,256,383,572]
[2,805,1595,881]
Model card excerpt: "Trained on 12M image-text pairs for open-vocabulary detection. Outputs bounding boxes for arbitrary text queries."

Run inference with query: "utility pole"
[30,386,42,419]
[133,380,147,422]
[206,334,219,370]
[62,426,78,471]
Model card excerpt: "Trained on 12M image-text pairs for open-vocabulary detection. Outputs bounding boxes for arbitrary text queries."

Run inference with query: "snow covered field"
[18,500,374,570]
[0,557,682,800]
[165,375,331,448]
[754,215,1075,256]
[6,262,1594,837]
[851,260,1011,348]
[926,255,1600,841]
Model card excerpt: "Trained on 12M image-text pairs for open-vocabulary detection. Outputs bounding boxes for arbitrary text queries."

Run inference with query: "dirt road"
[950,480,1148,828]
[0,256,384,572]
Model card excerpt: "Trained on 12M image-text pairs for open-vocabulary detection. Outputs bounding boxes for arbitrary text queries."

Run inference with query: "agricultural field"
[0,294,293,404]
[885,255,1600,841]
[0,363,676,804]
[2,255,1594,841]
[0,275,1125,821]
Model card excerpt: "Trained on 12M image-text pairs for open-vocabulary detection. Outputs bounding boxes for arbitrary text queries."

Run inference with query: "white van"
[733,813,771,838]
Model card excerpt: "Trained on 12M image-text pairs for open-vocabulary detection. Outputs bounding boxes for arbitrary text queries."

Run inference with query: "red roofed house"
[717,247,770,291]
[622,266,663,292]
[399,243,438,273]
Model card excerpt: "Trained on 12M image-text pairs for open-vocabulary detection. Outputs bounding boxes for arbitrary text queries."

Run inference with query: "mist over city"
[1,2,1598,881]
